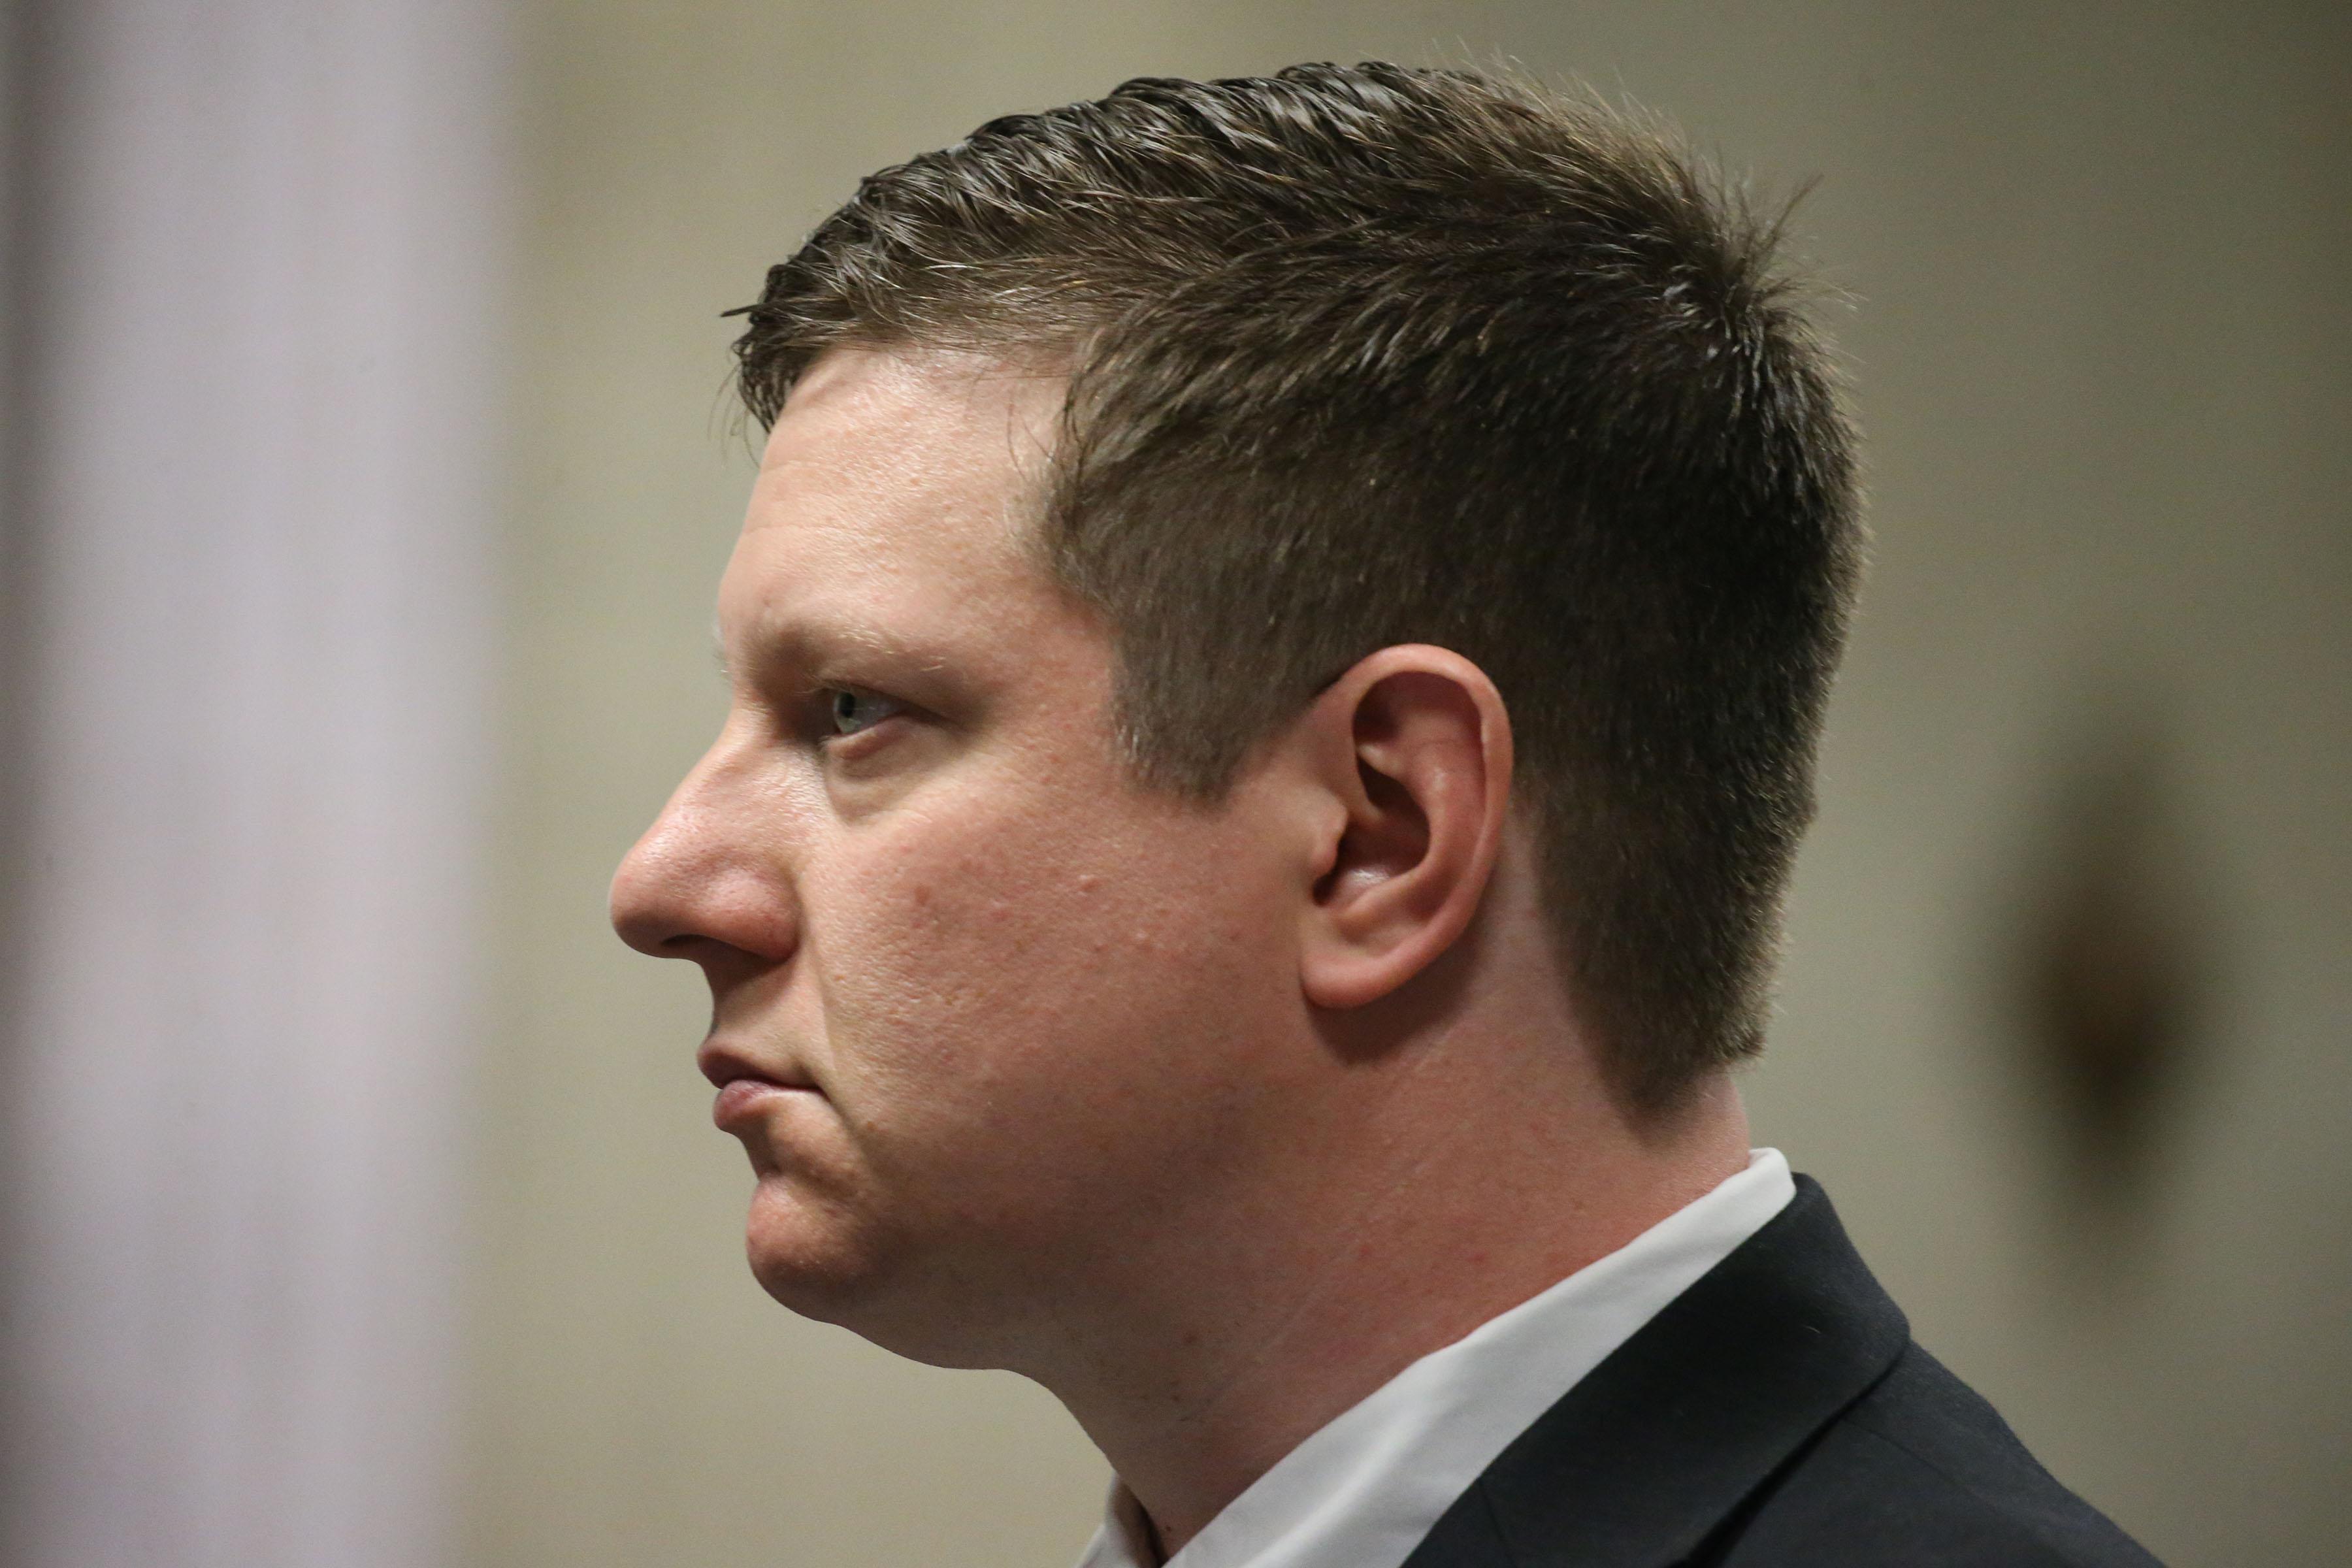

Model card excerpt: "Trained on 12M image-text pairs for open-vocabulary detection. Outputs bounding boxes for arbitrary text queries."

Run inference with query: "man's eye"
[826,689,904,738]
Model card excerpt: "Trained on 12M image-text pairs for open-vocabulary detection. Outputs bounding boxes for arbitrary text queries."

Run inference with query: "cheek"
[800,790,1290,1215]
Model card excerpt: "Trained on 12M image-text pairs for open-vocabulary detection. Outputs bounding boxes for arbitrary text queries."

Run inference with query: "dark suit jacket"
[1401,1177,2161,1567]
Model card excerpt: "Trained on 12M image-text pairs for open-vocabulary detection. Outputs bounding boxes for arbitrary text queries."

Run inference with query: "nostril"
[612,907,677,958]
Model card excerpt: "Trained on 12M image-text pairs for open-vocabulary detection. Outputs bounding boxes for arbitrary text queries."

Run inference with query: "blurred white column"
[7,3,509,1565]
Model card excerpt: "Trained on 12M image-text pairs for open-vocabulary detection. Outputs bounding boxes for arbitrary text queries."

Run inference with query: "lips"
[699,1040,820,1132]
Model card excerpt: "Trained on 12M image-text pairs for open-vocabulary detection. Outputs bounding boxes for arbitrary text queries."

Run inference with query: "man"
[611,62,2158,1568]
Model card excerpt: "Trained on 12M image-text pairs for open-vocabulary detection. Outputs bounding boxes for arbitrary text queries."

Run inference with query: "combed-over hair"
[728,61,1864,1113]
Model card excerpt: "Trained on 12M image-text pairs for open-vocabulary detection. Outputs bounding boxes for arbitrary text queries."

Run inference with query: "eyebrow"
[713,612,948,686]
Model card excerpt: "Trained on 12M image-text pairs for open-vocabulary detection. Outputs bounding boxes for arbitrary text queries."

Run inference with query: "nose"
[610,738,800,969]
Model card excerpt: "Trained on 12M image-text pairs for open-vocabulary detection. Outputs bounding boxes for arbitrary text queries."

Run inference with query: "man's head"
[617,347,1384,1364]
[612,62,1860,1367]
[727,62,1863,1113]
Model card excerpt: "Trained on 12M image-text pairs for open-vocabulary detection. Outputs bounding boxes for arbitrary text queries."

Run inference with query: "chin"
[743,1179,886,1305]
[742,1188,1011,1371]
[751,1252,1012,1371]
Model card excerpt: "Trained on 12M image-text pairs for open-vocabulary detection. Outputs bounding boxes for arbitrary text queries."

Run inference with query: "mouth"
[699,1040,821,1132]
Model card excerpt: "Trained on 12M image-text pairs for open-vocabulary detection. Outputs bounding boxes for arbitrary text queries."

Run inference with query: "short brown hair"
[728,62,1863,1113]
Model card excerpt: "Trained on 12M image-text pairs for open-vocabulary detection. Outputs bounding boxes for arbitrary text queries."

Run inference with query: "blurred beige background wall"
[464,4,2349,1566]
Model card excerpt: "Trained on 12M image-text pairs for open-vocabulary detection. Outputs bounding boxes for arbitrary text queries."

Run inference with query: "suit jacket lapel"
[1401,1177,1908,1568]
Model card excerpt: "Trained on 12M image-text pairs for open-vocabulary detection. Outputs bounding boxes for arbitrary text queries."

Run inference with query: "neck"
[1031,1045,1752,1556]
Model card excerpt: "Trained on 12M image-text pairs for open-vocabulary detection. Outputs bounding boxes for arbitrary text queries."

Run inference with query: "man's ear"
[1290,644,1514,1011]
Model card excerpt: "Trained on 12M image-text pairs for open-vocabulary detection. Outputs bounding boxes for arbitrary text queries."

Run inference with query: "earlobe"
[1297,647,1513,1011]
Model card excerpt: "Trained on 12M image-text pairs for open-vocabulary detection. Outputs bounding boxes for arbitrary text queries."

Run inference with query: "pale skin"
[610,346,1752,1555]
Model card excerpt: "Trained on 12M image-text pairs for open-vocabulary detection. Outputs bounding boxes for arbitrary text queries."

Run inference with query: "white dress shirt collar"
[1075,1149,1796,1568]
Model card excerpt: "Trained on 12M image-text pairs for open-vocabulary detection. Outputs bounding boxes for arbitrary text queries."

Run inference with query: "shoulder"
[1403,1179,2165,1568]
[1705,1343,2163,1568]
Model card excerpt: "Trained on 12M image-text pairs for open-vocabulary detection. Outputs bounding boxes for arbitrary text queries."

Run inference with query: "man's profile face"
[610,349,1307,1366]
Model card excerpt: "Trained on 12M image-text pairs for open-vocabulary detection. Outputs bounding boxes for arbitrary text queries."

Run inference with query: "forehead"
[723,348,1069,644]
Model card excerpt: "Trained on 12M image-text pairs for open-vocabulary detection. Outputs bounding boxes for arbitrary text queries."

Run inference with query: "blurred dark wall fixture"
[2014,696,2211,1197]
